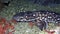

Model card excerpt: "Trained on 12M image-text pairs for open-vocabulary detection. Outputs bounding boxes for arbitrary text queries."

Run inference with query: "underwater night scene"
[0,0,60,34]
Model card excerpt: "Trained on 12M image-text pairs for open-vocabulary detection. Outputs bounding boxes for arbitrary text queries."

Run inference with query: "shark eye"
[33,14,35,16]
